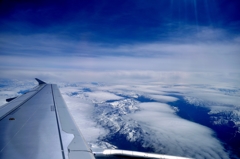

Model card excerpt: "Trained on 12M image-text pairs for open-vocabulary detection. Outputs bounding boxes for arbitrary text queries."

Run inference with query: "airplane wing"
[0,79,193,159]
[0,78,95,159]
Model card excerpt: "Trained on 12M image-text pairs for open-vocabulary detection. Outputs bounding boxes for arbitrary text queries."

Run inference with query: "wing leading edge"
[0,79,95,159]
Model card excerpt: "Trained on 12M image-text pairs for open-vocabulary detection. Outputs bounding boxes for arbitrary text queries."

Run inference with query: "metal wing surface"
[0,79,95,159]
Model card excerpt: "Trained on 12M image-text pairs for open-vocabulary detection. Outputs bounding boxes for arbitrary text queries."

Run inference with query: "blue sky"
[0,0,240,43]
[0,0,239,83]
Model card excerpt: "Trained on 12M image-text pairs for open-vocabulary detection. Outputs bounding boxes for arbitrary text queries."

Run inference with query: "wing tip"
[35,78,47,85]
[6,97,17,102]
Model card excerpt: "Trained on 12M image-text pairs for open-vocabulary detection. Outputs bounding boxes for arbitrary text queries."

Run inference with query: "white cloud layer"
[85,91,123,103]
[147,94,178,102]
[0,26,239,77]
[0,27,239,90]
[131,102,229,159]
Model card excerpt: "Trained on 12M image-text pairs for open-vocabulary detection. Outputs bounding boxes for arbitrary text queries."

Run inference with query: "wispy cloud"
[85,91,123,103]
[0,26,239,75]
[0,31,239,89]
